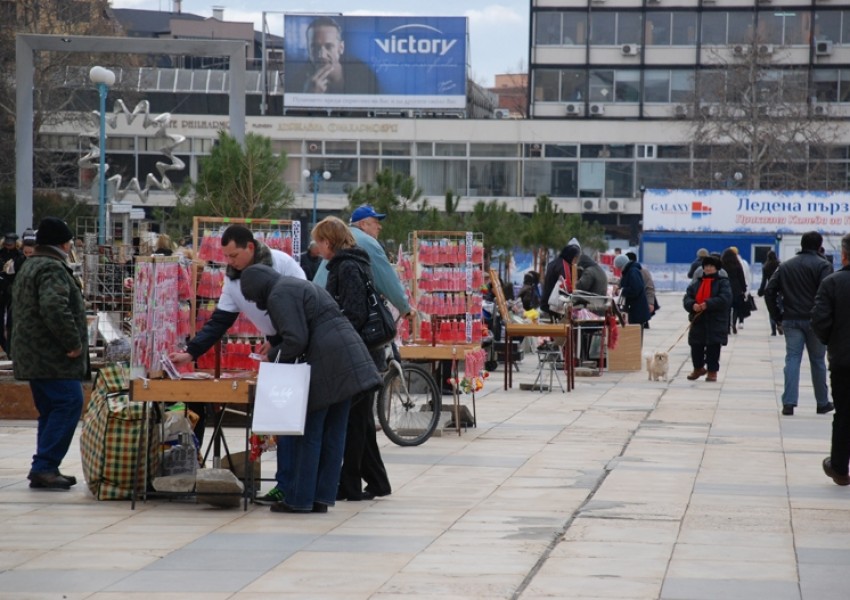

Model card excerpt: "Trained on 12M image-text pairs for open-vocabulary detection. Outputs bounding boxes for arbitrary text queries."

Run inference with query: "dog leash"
[664,312,702,354]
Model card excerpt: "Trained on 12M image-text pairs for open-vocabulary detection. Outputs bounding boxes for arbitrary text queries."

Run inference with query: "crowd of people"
[8,214,850,501]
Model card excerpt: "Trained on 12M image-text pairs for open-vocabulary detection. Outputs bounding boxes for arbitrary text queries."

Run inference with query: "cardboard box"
[606,324,643,371]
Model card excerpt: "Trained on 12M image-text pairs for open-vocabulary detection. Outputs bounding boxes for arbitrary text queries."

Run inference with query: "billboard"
[284,15,467,110]
[644,188,850,235]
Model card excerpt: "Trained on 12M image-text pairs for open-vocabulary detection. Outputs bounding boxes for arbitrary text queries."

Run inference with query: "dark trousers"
[691,343,721,372]
[830,369,850,476]
[29,379,84,474]
[338,391,391,499]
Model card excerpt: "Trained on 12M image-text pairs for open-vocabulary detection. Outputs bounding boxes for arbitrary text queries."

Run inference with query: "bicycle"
[377,355,442,446]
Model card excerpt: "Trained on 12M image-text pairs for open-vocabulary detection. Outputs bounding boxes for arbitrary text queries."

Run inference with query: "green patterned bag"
[79,364,160,500]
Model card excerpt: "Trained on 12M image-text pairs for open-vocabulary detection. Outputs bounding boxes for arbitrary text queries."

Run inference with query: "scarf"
[226,240,274,280]
[695,274,715,305]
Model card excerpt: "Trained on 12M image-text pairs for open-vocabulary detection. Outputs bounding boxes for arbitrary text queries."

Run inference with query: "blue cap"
[350,205,386,224]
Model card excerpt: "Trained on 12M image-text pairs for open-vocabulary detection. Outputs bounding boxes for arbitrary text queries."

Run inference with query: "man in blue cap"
[313,205,412,317]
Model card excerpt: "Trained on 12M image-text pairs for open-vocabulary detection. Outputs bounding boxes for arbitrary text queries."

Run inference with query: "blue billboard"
[284,15,468,110]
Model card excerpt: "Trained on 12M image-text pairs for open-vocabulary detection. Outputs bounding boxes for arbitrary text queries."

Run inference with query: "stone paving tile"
[1,294,848,598]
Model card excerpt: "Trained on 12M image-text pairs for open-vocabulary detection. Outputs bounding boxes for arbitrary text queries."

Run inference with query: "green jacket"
[11,246,88,380]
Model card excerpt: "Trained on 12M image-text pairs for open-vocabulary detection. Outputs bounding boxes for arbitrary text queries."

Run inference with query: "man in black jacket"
[812,233,850,485]
[765,231,833,416]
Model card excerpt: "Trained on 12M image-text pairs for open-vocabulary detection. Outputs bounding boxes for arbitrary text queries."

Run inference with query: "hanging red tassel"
[607,314,620,350]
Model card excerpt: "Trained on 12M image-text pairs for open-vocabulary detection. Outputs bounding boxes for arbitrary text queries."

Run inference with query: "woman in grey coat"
[240,264,382,513]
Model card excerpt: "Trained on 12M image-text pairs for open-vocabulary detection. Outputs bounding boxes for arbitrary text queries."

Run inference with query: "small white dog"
[644,351,669,382]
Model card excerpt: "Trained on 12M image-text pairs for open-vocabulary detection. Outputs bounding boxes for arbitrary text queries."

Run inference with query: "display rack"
[405,230,485,345]
[191,217,301,370]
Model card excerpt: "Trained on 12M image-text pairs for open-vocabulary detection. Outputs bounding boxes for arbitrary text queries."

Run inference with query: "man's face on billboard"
[308,25,344,68]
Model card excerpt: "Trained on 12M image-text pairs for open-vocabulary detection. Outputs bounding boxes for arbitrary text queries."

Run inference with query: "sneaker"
[817,402,835,415]
[822,457,850,486]
[254,486,283,505]
[782,405,794,416]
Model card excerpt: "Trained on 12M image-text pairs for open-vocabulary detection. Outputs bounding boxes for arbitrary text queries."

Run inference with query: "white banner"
[643,188,850,235]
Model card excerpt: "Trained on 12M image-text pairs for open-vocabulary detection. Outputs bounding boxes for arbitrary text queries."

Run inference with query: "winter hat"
[702,255,723,270]
[613,254,630,271]
[35,217,74,246]
[21,229,36,246]
[3,232,18,245]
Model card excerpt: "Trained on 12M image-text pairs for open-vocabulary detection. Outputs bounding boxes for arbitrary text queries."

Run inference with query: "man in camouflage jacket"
[11,217,88,490]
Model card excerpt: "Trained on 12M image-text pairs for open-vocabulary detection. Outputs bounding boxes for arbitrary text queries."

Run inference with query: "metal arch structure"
[15,34,248,236]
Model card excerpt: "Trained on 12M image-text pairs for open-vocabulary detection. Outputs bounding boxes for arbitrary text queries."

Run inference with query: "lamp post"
[89,66,116,245]
[303,169,331,228]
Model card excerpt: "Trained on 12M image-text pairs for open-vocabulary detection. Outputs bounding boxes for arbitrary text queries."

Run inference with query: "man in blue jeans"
[765,231,833,416]
[11,218,87,490]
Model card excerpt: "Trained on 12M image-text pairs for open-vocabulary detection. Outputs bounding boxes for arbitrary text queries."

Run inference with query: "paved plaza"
[0,292,847,599]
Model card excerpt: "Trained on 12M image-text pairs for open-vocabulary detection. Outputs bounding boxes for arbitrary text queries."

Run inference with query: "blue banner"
[284,15,468,110]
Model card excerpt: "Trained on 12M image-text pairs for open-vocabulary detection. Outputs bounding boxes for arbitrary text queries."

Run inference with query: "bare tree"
[685,40,841,191]
[0,1,124,195]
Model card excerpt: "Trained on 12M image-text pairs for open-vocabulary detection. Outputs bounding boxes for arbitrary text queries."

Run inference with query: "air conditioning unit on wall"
[814,104,829,116]
[590,103,605,115]
[816,40,834,56]
[608,199,625,213]
[565,103,582,116]
[621,44,639,56]
[582,198,601,212]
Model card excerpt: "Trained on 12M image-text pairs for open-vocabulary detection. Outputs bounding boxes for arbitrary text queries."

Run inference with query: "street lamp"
[89,66,115,245]
[303,169,331,228]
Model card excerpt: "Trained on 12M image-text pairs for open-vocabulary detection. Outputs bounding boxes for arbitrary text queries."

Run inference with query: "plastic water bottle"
[163,432,197,476]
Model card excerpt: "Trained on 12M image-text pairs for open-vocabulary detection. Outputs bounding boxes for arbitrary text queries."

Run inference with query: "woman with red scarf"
[683,254,732,382]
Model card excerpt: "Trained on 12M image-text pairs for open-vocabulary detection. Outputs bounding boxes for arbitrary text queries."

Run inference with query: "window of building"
[560,70,586,102]
[523,161,552,196]
[728,12,755,44]
[471,143,519,158]
[416,143,433,157]
[672,12,698,45]
[590,12,616,45]
[614,70,641,102]
[381,142,410,157]
[106,137,135,151]
[578,162,604,197]
[644,70,671,102]
[469,160,518,197]
[0,0,15,23]
[671,70,695,102]
[605,161,634,197]
[698,70,726,103]
[550,161,578,197]
[535,12,562,45]
[381,158,410,176]
[563,12,587,45]
[533,69,560,102]
[271,140,301,156]
[325,141,357,155]
[646,12,673,46]
[361,141,380,155]
[618,13,643,45]
[637,162,691,190]
[417,159,467,195]
[359,157,380,183]
[589,70,614,102]
[435,143,466,157]
[702,11,754,45]
[545,145,578,158]
[840,69,850,102]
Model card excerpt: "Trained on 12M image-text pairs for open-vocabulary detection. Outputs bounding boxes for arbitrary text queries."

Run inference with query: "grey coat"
[240,264,382,413]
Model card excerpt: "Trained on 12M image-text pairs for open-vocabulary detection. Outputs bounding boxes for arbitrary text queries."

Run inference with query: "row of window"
[534,9,849,47]
[37,136,850,200]
[533,67,850,104]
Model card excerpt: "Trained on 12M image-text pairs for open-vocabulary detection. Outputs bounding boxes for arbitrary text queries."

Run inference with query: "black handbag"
[358,269,397,350]
[746,293,757,312]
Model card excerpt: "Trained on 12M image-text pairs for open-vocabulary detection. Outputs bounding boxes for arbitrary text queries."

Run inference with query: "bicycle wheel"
[378,362,442,446]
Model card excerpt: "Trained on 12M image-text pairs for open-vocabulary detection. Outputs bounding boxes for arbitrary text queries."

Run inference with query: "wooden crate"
[607,324,643,372]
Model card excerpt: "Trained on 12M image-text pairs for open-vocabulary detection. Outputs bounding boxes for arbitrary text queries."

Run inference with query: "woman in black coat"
[240,264,382,513]
[313,216,392,502]
[757,250,781,335]
[683,255,732,382]
[721,248,748,334]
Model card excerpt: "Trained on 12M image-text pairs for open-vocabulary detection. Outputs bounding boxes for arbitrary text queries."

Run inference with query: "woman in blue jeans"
[240,265,382,513]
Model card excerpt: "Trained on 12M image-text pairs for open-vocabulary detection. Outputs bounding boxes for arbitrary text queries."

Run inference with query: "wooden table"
[398,343,481,434]
[504,322,573,392]
[129,377,255,509]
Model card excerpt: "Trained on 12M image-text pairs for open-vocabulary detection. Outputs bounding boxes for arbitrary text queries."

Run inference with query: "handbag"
[547,260,573,315]
[746,293,757,312]
[251,360,310,435]
[358,269,397,349]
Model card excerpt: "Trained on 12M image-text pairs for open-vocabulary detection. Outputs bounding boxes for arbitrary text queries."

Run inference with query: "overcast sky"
[110,0,529,87]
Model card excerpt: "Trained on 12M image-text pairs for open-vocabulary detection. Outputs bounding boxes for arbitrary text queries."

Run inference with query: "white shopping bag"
[251,361,310,435]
